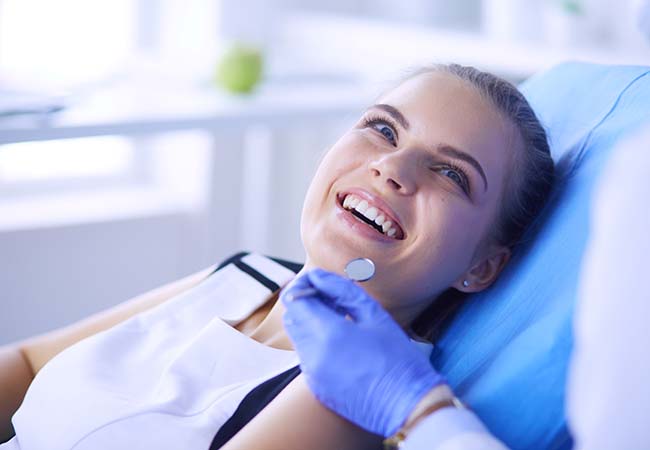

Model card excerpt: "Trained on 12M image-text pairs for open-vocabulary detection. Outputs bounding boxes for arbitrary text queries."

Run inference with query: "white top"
[5,252,435,450]
[5,253,300,450]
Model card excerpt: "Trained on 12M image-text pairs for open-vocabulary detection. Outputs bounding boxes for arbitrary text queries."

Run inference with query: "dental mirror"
[284,257,376,302]
[344,257,375,282]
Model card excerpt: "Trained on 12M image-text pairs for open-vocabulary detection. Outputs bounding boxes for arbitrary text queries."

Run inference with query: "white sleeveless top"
[4,253,433,450]
[5,253,301,450]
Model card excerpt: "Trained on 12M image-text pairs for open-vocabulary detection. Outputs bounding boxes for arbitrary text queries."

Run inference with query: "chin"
[303,244,350,276]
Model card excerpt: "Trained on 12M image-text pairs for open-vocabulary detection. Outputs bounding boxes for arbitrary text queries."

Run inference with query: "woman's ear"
[453,245,511,293]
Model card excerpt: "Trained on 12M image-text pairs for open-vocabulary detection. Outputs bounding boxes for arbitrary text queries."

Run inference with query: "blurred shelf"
[0,77,373,144]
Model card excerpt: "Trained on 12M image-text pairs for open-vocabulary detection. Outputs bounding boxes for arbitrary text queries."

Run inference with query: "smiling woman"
[0,64,554,450]
[299,64,553,334]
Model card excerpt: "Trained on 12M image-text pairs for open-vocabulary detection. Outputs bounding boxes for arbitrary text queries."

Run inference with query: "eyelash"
[361,113,472,196]
[433,162,471,195]
[361,114,399,145]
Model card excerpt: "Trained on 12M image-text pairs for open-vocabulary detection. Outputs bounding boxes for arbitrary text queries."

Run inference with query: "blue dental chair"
[431,62,650,449]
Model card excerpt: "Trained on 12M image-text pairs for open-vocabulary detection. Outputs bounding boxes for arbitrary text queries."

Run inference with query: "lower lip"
[335,201,397,243]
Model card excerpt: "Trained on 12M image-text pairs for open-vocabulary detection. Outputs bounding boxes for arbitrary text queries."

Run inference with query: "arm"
[0,346,33,442]
[220,374,504,450]
[221,374,382,450]
[0,263,217,442]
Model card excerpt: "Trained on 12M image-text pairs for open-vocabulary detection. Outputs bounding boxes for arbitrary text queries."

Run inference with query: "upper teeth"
[342,194,398,238]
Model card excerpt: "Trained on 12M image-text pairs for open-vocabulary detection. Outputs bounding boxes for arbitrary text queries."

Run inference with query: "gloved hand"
[281,268,445,437]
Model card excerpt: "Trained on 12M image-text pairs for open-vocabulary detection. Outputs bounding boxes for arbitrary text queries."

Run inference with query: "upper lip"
[337,188,406,239]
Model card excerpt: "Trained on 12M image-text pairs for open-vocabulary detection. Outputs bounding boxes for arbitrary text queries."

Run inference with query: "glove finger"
[283,293,348,340]
[280,273,315,302]
[306,268,391,323]
[281,273,340,309]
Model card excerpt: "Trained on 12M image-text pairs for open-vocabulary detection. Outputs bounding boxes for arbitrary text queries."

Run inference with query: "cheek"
[406,197,482,286]
[302,133,369,213]
[300,134,365,240]
[418,193,466,242]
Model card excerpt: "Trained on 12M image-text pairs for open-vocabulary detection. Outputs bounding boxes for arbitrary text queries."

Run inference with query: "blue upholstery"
[431,62,650,449]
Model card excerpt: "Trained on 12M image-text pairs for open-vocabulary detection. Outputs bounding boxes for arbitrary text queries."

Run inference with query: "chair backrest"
[431,62,650,449]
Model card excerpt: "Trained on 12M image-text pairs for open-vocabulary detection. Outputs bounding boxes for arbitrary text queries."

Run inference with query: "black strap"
[207,253,304,448]
[209,252,303,289]
[209,365,302,449]
[213,251,251,273]
[269,256,304,274]
[233,261,280,292]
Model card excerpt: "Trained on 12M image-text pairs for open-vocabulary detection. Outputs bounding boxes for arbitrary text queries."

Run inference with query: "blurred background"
[1,0,647,344]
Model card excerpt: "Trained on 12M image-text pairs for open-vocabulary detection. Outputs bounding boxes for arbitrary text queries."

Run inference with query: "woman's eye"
[376,124,396,143]
[437,167,470,194]
[363,117,397,145]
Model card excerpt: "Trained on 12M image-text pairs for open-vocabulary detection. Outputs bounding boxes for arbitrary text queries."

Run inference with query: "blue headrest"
[431,62,650,449]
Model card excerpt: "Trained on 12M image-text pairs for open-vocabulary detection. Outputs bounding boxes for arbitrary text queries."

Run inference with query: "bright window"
[0,136,134,183]
[0,0,135,87]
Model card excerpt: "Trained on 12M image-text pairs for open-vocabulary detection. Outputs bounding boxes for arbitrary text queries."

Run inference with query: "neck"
[249,259,433,349]
[246,265,313,351]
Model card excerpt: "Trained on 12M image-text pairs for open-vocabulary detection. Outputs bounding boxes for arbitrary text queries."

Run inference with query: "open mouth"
[337,192,405,240]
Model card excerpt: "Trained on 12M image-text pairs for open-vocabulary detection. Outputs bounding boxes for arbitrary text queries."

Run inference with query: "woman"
[0,63,553,449]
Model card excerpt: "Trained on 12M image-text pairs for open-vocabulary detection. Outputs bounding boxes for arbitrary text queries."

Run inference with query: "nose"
[368,150,417,195]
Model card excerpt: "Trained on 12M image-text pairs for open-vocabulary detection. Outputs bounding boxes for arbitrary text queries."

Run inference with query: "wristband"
[383,396,466,449]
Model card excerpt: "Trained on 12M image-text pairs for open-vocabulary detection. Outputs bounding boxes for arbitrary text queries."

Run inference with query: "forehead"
[378,72,511,147]
[378,72,516,197]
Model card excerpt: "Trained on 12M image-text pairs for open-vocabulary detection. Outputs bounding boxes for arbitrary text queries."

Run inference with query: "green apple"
[215,43,263,94]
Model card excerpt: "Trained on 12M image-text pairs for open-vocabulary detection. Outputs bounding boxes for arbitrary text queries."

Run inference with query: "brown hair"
[406,64,555,341]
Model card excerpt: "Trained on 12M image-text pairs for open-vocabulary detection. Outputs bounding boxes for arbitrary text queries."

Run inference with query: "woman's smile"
[335,189,406,241]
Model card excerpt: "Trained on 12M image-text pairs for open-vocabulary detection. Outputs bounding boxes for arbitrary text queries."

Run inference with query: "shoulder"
[208,252,303,329]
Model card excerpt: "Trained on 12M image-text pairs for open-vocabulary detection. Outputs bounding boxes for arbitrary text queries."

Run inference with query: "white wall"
[1,213,211,343]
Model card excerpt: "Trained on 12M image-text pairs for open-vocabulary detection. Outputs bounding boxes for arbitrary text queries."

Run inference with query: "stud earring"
[462,280,470,287]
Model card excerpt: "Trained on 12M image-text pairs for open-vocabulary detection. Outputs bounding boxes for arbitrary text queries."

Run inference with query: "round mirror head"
[344,257,376,282]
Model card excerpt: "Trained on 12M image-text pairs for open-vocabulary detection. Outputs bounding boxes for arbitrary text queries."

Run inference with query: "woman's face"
[300,72,517,325]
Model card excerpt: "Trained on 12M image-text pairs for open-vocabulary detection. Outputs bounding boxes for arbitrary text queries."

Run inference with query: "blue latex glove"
[281,268,445,437]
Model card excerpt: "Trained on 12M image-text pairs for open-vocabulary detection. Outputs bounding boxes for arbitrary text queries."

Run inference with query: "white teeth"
[341,194,400,238]
[355,200,369,213]
[365,207,378,221]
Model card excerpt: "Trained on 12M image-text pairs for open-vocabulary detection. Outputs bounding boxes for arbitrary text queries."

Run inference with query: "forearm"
[221,375,382,450]
[0,345,34,443]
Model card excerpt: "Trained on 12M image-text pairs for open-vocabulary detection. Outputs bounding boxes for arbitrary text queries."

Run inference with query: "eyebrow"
[368,103,488,192]
[438,144,488,192]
